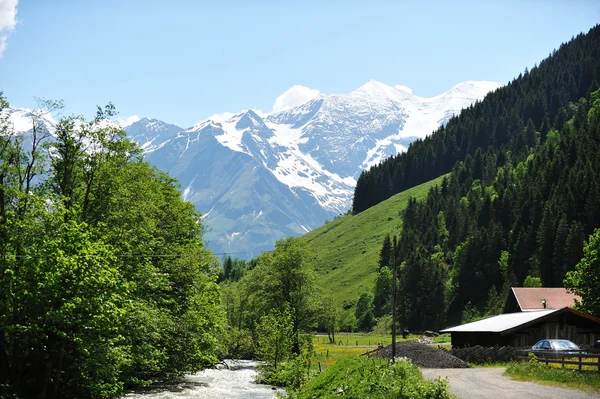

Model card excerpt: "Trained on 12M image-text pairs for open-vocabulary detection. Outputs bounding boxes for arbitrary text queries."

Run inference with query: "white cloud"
[116,114,141,127]
[0,0,18,57]
[272,85,320,113]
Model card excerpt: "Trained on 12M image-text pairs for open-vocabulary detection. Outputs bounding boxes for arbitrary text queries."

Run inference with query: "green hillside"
[303,175,447,314]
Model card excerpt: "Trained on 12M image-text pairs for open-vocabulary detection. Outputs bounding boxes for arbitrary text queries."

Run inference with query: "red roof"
[511,288,580,311]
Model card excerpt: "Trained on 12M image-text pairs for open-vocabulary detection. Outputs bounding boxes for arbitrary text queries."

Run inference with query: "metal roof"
[511,287,580,311]
[440,309,562,334]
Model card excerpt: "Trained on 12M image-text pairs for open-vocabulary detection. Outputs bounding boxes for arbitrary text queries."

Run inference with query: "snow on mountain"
[184,110,353,214]
[7,79,501,259]
[272,85,320,113]
[125,118,182,152]
[5,107,57,134]
[126,79,500,258]
[264,79,501,178]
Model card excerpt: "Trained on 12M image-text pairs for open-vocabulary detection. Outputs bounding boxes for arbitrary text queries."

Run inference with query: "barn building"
[441,307,600,348]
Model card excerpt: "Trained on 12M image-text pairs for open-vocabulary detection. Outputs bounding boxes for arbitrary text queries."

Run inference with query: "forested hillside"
[365,26,600,332]
[353,25,600,214]
[302,176,446,323]
[0,100,223,398]
[395,90,600,330]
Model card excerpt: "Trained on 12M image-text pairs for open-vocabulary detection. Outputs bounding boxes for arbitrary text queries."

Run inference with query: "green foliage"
[289,357,450,399]
[498,250,509,278]
[373,266,393,317]
[302,176,447,326]
[461,302,482,324]
[374,85,600,328]
[484,285,504,316]
[378,234,393,269]
[256,307,295,368]
[244,238,318,353]
[545,129,561,151]
[506,360,600,393]
[346,28,600,328]
[220,237,321,370]
[219,255,249,282]
[565,228,600,317]
[588,88,600,124]
[523,275,543,287]
[0,98,223,398]
[355,292,375,331]
[354,27,600,214]
[257,335,314,391]
[317,293,339,344]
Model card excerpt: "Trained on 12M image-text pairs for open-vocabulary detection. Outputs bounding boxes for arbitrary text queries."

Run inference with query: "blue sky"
[0,0,599,127]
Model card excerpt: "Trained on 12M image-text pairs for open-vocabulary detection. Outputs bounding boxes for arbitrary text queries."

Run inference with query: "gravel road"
[422,367,600,399]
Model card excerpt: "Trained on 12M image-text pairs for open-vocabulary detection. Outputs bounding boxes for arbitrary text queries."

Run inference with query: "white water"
[124,360,281,399]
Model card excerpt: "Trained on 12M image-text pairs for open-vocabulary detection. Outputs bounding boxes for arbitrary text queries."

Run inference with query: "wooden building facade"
[442,307,600,348]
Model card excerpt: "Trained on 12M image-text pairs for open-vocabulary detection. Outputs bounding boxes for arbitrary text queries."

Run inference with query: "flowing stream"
[123,360,282,399]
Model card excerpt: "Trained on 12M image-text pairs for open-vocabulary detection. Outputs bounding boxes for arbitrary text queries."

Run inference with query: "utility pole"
[391,234,397,361]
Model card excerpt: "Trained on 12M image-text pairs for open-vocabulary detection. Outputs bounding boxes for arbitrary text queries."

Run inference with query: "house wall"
[451,318,600,348]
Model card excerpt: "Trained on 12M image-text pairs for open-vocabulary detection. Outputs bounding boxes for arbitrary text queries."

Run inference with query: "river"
[123,360,282,399]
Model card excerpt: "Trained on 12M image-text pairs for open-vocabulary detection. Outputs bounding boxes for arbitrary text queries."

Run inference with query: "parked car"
[531,339,582,356]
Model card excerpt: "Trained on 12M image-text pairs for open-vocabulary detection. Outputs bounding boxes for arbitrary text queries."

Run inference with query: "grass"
[303,175,448,317]
[505,359,600,393]
[543,356,600,372]
[433,333,451,343]
[292,356,451,399]
[470,361,512,368]
[310,333,419,371]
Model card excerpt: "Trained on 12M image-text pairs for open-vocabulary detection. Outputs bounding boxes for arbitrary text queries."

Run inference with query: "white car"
[531,339,581,355]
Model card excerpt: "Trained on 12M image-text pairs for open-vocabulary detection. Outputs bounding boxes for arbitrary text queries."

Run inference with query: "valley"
[1,2,599,397]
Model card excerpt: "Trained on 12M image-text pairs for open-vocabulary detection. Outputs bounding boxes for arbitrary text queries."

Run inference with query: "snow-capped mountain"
[8,80,501,259]
[127,79,501,259]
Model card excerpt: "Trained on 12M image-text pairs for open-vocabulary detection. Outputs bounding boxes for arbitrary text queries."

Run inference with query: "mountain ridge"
[7,80,501,259]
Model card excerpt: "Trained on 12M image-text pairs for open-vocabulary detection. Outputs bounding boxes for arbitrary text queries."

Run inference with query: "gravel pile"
[371,342,470,368]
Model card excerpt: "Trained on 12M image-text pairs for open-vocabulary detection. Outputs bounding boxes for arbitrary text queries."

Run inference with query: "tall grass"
[289,357,450,399]
[506,358,600,393]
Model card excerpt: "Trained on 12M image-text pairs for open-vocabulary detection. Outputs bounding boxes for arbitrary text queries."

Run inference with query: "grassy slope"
[303,175,447,313]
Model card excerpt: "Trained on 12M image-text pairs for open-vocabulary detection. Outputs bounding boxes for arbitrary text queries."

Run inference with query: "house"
[441,307,600,348]
[504,287,581,313]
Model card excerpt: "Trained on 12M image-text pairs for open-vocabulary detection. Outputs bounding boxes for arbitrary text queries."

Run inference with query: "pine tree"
[379,234,393,269]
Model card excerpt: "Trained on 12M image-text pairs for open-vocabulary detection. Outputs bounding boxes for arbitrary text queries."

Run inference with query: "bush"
[289,357,450,398]
[256,332,315,390]
[257,354,312,391]
[218,327,255,359]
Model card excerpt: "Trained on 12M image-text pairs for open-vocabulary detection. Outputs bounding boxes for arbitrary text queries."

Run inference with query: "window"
[541,341,551,349]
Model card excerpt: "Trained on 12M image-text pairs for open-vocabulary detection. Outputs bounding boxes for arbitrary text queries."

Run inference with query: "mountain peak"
[356,79,394,92]
[235,109,265,130]
[353,80,412,102]
[119,77,501,260]
[446,80,503,96]
[272,85,320,113]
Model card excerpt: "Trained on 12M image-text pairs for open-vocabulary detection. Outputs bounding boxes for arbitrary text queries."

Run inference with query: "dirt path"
[421,367,600,399]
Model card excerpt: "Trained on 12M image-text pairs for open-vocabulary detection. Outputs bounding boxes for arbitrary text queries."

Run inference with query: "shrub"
[289,356,450,398]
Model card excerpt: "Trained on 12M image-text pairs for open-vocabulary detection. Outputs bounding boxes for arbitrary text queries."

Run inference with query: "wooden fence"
[448,345,522,363]
[517,350,600,373]
[447,345,600,372]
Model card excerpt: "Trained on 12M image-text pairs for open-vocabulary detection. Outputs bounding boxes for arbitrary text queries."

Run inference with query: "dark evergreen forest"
[353,25,600,214]
[365,26,600,331]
